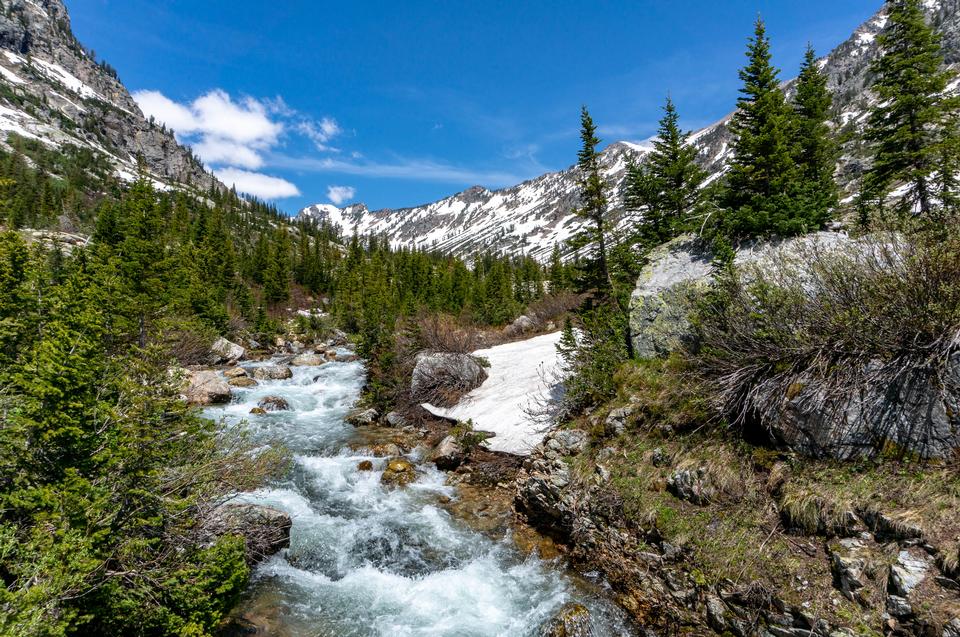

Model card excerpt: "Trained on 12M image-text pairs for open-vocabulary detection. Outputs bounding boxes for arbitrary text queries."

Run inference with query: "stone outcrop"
[410,352,488,404]
[183,370,231,406]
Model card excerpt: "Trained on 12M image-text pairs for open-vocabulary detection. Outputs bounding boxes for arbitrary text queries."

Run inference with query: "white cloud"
[134,90,197,132]
[298,117,342,151]
[193,138,264,170]
[215,168,301,199]
[326,185,356,205]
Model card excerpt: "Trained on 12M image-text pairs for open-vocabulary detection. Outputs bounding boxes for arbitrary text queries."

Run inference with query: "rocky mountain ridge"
[0,0,217,192]
[300,0,960,262]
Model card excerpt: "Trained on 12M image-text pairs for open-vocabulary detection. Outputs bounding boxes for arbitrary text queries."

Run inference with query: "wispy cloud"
[270,154,528,187]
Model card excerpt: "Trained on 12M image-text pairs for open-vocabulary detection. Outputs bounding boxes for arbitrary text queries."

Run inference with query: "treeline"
[559,0,960,413]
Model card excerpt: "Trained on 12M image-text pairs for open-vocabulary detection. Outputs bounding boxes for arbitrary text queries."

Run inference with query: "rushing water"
[205,355,636,636]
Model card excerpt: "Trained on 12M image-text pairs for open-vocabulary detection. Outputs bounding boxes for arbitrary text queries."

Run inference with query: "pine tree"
[263,229,290,305]
[792,44,839,224]
[570,106,613,297]
[863,0,960,218]
[547,244,569,292]
[624,96,706,246]
[724,17,800,238]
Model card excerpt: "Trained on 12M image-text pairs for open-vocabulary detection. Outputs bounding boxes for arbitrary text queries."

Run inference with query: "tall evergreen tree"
[792,44,839,223]
[724,17,800,238]
[570,106,613,297]
[624,96,706,246]
[863,0,959,218]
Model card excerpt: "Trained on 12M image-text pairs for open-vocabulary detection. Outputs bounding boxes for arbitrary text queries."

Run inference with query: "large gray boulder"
[183,370,231,406]
[411,352,488,404]
[210,337,245,364]
[629,232,851,359]
[251,365,293,381]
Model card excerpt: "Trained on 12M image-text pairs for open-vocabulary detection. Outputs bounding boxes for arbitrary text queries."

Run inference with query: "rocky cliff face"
[0,0,216,191]
[301,0,960,262]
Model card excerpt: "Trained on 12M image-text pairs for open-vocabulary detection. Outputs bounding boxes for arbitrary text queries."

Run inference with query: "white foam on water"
[205,356,637,636]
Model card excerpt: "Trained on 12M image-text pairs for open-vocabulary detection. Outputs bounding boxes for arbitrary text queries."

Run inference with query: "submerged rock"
[183,370,231,406]
[249,407,267,415]
[357,460,374,471]
[380,458,417,487]
[542,602,591,637]
[258,395,291,412]
[251,365,293,381]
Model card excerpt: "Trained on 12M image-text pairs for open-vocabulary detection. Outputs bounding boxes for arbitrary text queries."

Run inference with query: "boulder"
[206,503,291,565]
[251,365,293,381]
[211,337,246,364]
[430,435,464,470]
[629,232,851,359]
[380,458,417,487]
[249,407,267,415]
[384,411,407,428]
[505,314,536,337]
[357,460,374,471]
[229,377,258,388]
[541,602,591,637]
[515,429,589,537]
[224,366,248,378]
[410,352,488,403]
[335,353,360,363]
[184,370,231,406]
[258,395,291,412]
[346,407,379,427]
[291,353,325,366]
[369,443,402,458]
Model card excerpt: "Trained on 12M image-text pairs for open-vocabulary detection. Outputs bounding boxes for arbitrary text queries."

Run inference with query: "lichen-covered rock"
[629,232,852,359]
[183,370,231,406]
[411,352,488,404]
[224,366,248,378]
[380,458,417,487]
[258,395,291,412]
[251,365,293,381]
[541,602,591,637]
[211,337,245,364]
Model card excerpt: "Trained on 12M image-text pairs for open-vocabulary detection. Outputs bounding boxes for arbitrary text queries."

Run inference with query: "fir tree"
[570,106,613,297]
[863,0,960,218]
[624,96,706,246]
[724,17,800,238]
[792,44,839,224]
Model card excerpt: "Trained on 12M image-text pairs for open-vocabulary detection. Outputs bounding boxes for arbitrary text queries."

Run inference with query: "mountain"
[0,0,216,192]
[300,0,960,262]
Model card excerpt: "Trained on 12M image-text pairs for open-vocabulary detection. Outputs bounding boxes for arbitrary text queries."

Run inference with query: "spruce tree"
[792,44,839,224]
[724,17,799,238]
[624,96,706,246]
[863,0,959,218]
[570,106,613,297]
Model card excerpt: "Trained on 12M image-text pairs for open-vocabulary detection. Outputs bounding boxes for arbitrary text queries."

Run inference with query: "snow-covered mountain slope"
[0,0,216,192]
[300,0,960,262]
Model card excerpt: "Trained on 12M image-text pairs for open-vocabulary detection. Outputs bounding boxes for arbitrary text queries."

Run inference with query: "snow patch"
[422,331,565,456]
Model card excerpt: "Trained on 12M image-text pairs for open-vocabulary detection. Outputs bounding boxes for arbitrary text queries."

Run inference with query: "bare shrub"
[526,291,586,326]
[691,231,960,459]
[414,312,483,353]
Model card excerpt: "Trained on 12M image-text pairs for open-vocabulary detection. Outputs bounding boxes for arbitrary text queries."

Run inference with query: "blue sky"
[67,0,880,213]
